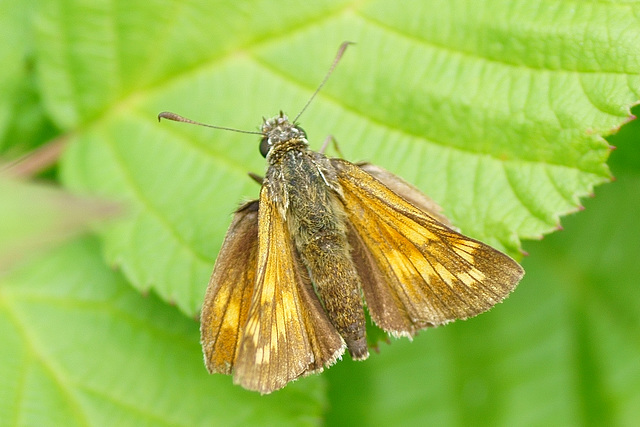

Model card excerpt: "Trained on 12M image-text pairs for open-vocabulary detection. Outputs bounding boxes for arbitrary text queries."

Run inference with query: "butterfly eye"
[296,126,307,139]
[259,137,270,157]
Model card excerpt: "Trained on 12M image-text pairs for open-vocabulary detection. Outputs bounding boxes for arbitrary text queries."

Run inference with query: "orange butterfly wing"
[231,186,345,393]
[200,201,260,375]
[332,159,524,337]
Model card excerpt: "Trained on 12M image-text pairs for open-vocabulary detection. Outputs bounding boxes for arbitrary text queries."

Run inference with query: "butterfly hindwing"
[200,200,260,375]
[356,162,453,227]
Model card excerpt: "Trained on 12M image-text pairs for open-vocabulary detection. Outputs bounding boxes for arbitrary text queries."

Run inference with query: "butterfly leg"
[248,172,264,185]
[319,135,345,158]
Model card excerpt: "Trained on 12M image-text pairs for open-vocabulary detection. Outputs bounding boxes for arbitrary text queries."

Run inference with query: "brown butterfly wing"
[356,162,453,227]
[331,159,524,337]
[200,200,260,375]
[233,185,345,394]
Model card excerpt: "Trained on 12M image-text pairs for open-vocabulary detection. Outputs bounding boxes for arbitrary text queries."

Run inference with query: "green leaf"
[2,0,637,424]
[0,237,329,426]
[46,0,633,315]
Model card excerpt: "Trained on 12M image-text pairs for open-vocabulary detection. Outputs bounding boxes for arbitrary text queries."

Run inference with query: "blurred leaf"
[0,176,118,275]
[0,237,329,426]
[0,0,56,157]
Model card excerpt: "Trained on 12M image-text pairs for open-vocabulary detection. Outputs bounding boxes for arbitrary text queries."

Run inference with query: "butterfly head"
[259,112,308,159]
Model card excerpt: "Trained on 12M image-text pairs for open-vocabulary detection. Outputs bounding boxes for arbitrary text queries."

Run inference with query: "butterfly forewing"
[332,159,524,336]
[233,186,345,394]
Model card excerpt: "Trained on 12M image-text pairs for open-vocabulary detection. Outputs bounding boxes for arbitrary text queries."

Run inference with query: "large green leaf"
[47,0,634,314]
[1,0,638,425]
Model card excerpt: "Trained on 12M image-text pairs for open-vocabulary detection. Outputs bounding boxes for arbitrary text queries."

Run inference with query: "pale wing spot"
[277,291,293,333]
[215,286,230,302]
[255,346,270,365]
[461,240,481,250]
[457,272,474,286]
[411,252,436,283]
[275,292,295,350]
[467,267,486,283]
[245,319,260,345]
[452,242,478,264]
[434,263,457,287]
[270,329,279,354]
[221,299,241,330]
[262,275,276,299]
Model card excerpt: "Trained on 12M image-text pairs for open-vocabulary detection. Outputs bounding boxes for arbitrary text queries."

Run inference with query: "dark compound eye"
[259,137,270,158]
[296,126,307,139]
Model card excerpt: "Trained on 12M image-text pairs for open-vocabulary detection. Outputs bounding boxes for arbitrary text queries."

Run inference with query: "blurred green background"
[1,0,639,426]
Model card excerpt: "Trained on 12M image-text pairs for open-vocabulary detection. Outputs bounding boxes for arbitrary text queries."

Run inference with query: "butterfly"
[159,42,524,394]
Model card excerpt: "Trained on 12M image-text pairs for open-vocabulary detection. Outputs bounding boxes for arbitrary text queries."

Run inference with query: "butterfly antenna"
[157,112,263,135]
[293,41,354,123]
